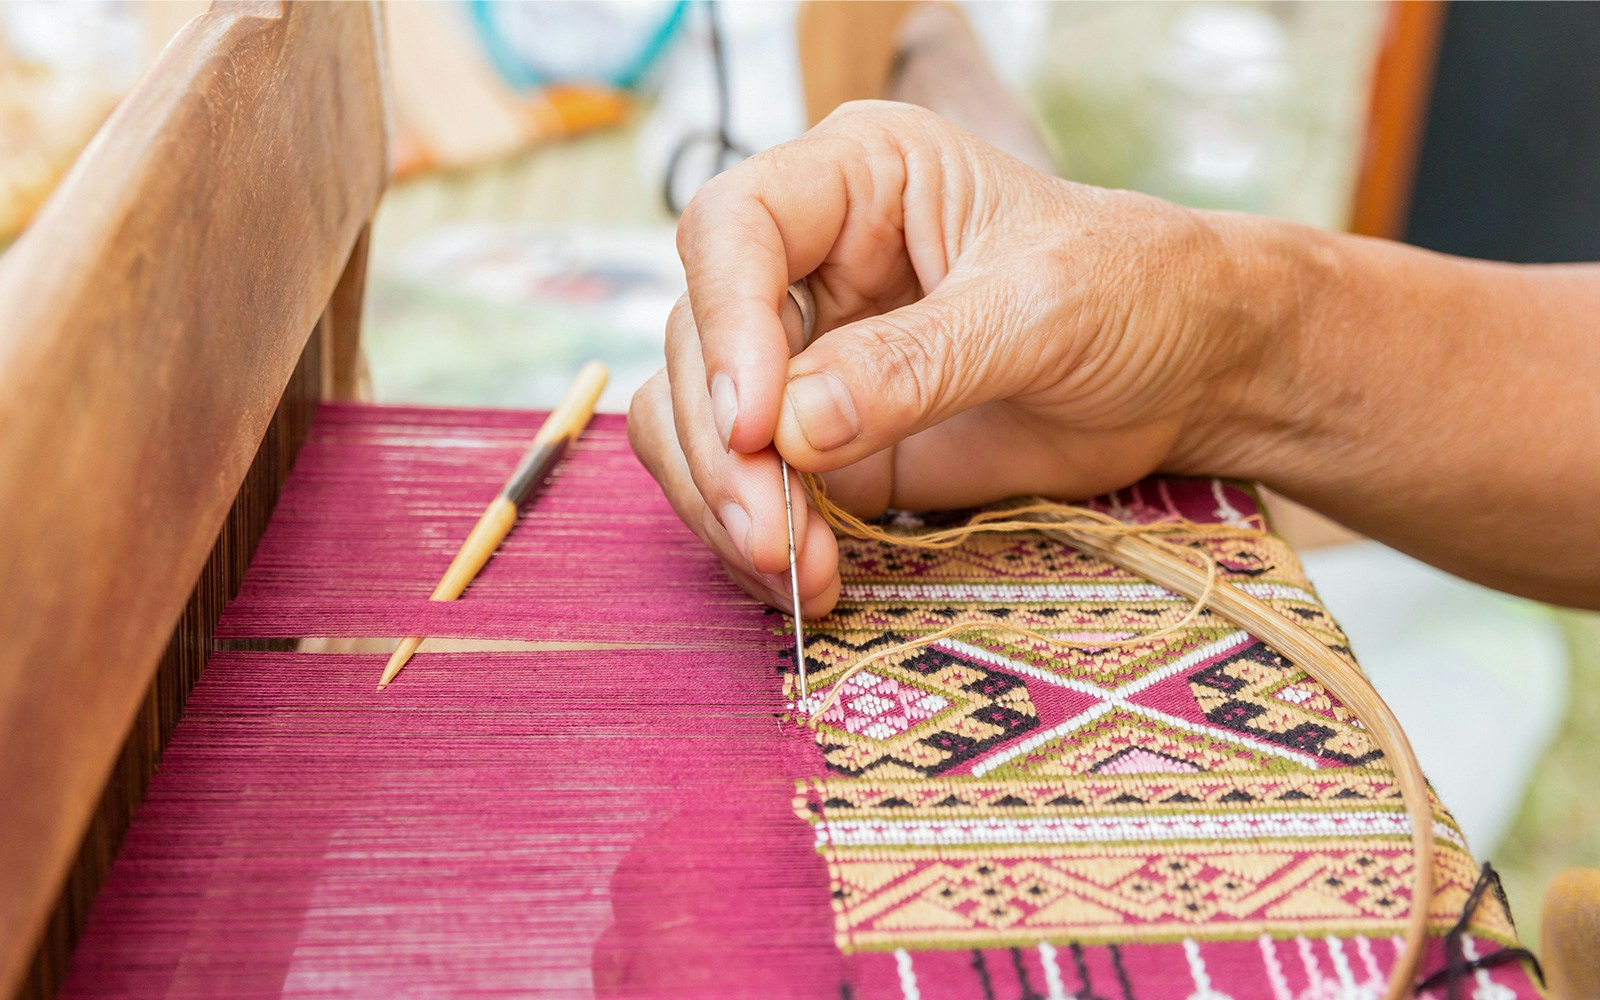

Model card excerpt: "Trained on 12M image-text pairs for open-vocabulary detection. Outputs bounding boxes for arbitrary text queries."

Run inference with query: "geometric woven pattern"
[785,479,1536,996]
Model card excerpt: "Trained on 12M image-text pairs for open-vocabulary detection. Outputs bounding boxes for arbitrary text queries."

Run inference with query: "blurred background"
[3,0,1596,944]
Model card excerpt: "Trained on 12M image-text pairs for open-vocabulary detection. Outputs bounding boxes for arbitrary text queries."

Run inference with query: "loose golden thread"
[800,475,1255,723]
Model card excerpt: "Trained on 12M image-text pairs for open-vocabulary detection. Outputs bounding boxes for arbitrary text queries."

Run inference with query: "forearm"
[1181,216,1600,607]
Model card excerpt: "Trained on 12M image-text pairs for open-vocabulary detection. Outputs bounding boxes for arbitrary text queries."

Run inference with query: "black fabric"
[1405,1,1600,263]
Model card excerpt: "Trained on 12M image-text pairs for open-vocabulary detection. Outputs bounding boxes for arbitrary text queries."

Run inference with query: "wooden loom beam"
[0,3,387,995]
[1348,0,1445,239]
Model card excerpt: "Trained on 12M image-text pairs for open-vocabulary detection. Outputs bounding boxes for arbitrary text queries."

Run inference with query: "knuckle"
[676,186,723,258]
[672,474,726,559]
[691,500,725,547]
[860,315,942,416]
[684,445,727,505]
[824,99,885,125]
[674,203,699,258]
[826,99,925,130]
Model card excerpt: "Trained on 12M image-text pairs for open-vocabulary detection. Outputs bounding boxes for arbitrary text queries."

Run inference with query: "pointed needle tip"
[780,458,809,705]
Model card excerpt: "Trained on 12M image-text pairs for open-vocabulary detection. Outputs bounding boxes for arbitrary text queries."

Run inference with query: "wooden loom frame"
[0,3,387,996]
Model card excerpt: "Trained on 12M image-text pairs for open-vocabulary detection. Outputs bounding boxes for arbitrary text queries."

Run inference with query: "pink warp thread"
[66,649,840,998]
[218,406,763,644]
[72,403,838,997]
[62,403,1538,999]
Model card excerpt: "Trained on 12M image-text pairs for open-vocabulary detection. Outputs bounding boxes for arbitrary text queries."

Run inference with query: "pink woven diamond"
[819,670,950,741]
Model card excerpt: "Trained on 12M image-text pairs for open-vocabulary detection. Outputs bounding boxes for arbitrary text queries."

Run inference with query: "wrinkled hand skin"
[630,100,1600,613]
[626,101,1272,618]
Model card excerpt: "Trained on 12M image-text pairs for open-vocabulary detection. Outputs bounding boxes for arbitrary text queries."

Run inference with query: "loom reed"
[20,329,322,1000]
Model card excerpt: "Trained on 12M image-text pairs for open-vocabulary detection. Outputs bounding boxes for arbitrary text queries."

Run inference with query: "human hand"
[628,101,1272,616]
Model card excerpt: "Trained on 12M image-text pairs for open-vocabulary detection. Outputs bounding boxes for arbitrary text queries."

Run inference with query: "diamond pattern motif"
[820,669,951,741]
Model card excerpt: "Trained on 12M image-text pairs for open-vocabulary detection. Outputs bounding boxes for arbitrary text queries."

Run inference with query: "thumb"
[773,285,1016,470]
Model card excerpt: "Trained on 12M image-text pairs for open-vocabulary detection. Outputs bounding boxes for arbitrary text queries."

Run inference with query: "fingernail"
[711,372,738,450]
[719,502,753,568]
[785,371,861,451]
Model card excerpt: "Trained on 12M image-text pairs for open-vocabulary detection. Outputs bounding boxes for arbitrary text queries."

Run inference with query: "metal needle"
[781,279,816,704]
[780,457,807,700]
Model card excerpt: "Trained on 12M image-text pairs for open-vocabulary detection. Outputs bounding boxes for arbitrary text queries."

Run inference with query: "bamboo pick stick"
[378,361,609,690]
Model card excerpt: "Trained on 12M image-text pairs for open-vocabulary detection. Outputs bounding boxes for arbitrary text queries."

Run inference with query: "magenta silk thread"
[67,405,842,999]
[218,409,765,644]
[61,403,1535,1000]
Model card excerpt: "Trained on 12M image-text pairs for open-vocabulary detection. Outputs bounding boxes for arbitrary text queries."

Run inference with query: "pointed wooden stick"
[378,361,608,689]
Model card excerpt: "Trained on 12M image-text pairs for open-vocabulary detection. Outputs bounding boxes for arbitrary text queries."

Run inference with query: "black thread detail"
[1414,862,1544,998]
[1416,947,1543,997]
[1011,946,1044,1000]
[971,949,996,1000]
[1070,941,1111,1000]
[1109,943,1136,1000]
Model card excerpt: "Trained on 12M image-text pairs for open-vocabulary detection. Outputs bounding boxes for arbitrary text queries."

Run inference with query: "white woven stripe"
[945,630,1327,776]
[1038,942,1069,1000]
[1259,935,1293,1000]
[817,811,1468,849]
[894,948,920,1000]
[1325,935,1362,996]
[940,631,1251,700]
[1462,935,1518,1000]
[841,581,1317,604]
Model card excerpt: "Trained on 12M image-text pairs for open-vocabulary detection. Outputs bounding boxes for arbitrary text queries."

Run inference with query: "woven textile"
[65,404,1538,998]
[793,494,1528,998]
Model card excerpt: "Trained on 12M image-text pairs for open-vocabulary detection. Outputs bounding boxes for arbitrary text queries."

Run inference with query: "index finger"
[675,134,858,455]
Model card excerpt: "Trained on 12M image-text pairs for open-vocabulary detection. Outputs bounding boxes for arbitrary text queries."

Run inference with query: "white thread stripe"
[1185,938,1212,991]
[841,581,1317,604]
[1298,935,1326,993]
[940,631,1250,699]
[816,811,1468,849]
[965,696,1325,776]
[1355,935,1383,991]
[968,701,1115,778]
[1038,942,1069,1000]
[799,629,1245,722]
[1184,938,1233,999]
[950,630,1325,776]
[1116,702,1323,770]
[968,693,1318,777]
[1259,935,1292,1000]
[1326,936,1364,997]
[894,948,921,1000]
[1212,479,1250,526]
